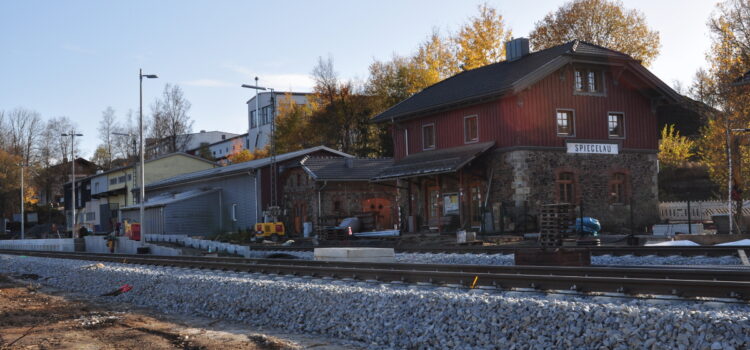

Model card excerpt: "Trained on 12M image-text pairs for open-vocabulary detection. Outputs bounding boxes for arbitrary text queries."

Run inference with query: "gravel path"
[250,250,743,266]
[2,254,748,349]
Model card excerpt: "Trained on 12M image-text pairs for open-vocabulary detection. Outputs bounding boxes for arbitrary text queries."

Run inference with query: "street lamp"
[242,81,278,208]
[139,69,158,244]
[61,132,83,236]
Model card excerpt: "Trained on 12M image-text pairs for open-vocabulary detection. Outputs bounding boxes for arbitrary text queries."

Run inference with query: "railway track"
[2,249,749,301]
[245,244,749,257]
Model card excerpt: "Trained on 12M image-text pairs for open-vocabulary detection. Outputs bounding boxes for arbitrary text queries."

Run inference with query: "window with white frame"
[464,115,478,143]
[574,68,603,94]
[608,112,624,138]
[422,123,435,150]
[556,110,575,136]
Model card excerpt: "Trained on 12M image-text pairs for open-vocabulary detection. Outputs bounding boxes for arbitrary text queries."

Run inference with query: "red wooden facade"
[392,67,658,160]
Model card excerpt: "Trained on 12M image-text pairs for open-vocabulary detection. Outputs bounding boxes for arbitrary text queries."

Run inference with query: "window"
[127,174,132,181]
[94,183,99,192]
[610,173,628,204]
[574,68,603,93]
[109,178,117,185]
[250,111,257,128]
[404,129,409,156]
[557,172,576,204]
[422,123,435,150]
[608,113,624,138]
[86,212,95,221]
[464,116,478,143]
[118,175,126,183]
[231,204,238,221]
[556,110,575,136]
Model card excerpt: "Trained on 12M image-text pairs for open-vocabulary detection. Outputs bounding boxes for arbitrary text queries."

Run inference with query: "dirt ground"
[0,274,359,350]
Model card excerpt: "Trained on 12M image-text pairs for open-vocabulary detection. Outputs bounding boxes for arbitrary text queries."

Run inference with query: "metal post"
[629,196,634,235]
[688,198,693,235]
[727,121,734,235]
[255,76,259,150]
[139,69,145,244]
[20,163,24,239]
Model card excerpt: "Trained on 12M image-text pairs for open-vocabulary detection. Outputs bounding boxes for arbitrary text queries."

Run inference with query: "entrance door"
[425,186,440,230]
[293,201,308,234]
[362,198,393,230]
[469,184,482,228]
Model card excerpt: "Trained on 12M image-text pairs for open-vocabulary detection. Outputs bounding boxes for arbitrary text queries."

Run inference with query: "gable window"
[556,110,575,136]
[422,123,436,150]
[464,115,478,143]
[608,112,624,138]
[557,172,576,204]
[610,172,628,204]
[574,68,603,94]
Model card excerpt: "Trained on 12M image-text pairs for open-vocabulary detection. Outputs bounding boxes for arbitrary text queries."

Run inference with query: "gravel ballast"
[2,254,748,349]
[251,250,743,266]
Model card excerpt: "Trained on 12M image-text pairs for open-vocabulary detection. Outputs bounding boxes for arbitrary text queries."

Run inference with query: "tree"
[453,3,512,70]
[308,56,379,156]
[529,0,660,66]
[196,142,214,161]
[226,149,255,164]
[149,84,194,155]
[273,93,317,154]
[413,29,458,82]
[5,107,43,165]
[659,125,695,168]
[112,109,139,161]
[0,149,21,219]
[90,145,111,169]
[47,116,80,163]
[97,107,118,169]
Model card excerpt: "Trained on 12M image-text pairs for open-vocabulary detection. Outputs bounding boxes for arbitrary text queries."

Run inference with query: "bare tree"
[149,84,193,155]
[6,108,43,165]
[97,106,118,169]
[0,110,6,151]
[112,109,139,161]
[47,116,80,163]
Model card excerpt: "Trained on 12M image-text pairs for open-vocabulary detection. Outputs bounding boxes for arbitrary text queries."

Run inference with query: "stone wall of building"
[490,149,659,232]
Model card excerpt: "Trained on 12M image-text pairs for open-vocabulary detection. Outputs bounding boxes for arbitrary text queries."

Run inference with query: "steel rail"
[2,250,749,300]
[243,245,748,257]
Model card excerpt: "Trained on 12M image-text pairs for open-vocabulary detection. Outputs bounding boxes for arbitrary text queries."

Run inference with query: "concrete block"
[314,247,395,263]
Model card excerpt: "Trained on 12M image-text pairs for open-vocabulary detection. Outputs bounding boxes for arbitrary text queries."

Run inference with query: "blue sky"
[0,0,719,157]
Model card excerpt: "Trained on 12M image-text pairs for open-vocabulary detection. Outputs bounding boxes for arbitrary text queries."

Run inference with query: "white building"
[246,92,310,152]
[146,130,240,158]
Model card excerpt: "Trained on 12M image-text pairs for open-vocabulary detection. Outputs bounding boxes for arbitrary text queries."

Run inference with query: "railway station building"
[372,38,696,233]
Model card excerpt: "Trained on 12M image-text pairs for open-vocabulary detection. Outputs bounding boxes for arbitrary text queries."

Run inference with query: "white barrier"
[659,200,750,222]
[0,238,75,252]
[84,236,182,256]
[652,223,704,236]
[144,234,252,257]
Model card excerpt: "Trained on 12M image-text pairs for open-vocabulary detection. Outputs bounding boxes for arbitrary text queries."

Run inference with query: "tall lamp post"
[17,163,26,239]
[139,69,158,244]
[61,132,83,236]
[241,82,278,208]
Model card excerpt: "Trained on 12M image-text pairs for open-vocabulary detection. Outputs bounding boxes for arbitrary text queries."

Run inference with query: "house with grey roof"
[123,146,351,235]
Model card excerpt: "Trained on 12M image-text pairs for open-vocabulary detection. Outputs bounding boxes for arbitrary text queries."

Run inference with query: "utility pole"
[18,163,25,239]
[139,69,158,244]
[61,132,83,236]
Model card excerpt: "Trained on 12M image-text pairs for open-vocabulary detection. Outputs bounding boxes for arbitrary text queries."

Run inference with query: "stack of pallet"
[538,204,576,247]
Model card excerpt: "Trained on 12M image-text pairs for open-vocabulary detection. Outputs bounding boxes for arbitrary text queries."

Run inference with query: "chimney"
[505,38,530,62]
[345,158,354,169]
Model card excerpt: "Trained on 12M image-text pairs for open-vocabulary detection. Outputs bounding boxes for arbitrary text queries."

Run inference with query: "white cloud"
[181,79,235,88]
[224,64,314,92]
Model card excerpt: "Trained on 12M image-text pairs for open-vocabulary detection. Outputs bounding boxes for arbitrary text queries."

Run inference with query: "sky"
[0,0,720,158]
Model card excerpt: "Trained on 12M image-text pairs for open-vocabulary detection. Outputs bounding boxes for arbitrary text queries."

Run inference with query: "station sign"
[566,142,619,155]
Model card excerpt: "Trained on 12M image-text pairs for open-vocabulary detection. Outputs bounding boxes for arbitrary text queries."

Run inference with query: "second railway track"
[2,249,749,301]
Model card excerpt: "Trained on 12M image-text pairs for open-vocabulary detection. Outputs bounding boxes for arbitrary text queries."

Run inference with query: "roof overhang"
[371,142,495,181]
